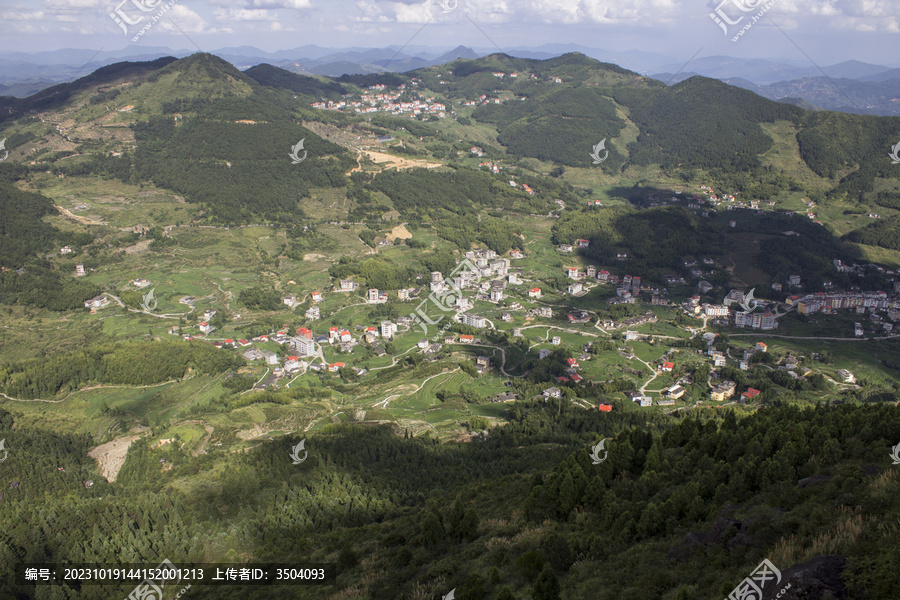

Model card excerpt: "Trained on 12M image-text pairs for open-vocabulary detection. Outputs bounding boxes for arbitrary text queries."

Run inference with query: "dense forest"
[244,64,348,100]
[0,182,59,269]
[0,340,242,399]
[0,180,100,310]
[473,86,627,169]
[618,77,802,172]
[1,401,898,599]
[552,206,723,273]
[844,216,900,251]
[81,110,354,223]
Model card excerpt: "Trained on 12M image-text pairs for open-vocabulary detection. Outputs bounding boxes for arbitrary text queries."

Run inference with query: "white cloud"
[0,10,46,20]
[154,4,230,34]
[43,0,104,8]
[208,0,314,8]
[212,8,276,21]
[354,0,684,26]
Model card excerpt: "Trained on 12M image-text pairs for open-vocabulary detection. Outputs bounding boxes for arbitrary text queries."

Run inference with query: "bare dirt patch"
[362,149,442,171]
[389,224,413,241]
[236,424,279,440]
[303,253,327,261]
[124,239,153,255]
[88,435,141,482]
[54,204,106,226]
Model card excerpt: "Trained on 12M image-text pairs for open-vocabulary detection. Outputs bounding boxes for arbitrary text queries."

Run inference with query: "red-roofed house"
[660,362,674,372]
[567,358,579,368]
[741,388,761,402]
[296,327,313,340]
[570,374,583,382]
[339,330,352,343]
[311,291,322,302]
[238,339,251,347]
[328,362,345,372]
[557,376,569,382]
[528,287,542,298]
[460,334,475,344]
[597,403,612,412]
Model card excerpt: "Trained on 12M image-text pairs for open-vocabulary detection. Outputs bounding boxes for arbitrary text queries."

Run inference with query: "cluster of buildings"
[460,94,506,107]
[792,291,896,315]
[310,84,446,118]
[681,294,778,331]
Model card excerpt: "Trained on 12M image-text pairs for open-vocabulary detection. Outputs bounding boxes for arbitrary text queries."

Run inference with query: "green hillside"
[2,51,900,600]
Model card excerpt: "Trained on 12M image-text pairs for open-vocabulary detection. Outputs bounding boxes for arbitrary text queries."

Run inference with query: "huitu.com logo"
[589,438,608,464]
[409,258,482,335]
[0,138,9,163]
[124,558,190,600]
[140,288,158,312]
[739,288,757,312]
[442,589,455,600]
[590,139,609,164]
[289,139,308,164]
[289,439,308,465]
[0,439,7,463]
[110,0,179,41]
[889,142,900,165]
[725,558,789,600]
[709,0,779,41]
[437,0,458,13]
[890,441,900,465]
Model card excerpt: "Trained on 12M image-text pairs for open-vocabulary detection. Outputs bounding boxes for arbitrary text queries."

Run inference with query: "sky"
[0,0,897,68]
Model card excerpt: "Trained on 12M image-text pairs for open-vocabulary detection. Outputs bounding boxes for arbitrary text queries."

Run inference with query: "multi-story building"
[460,314,487,328]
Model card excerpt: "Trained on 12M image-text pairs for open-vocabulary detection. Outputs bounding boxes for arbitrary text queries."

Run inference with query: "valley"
[0,51,899,600]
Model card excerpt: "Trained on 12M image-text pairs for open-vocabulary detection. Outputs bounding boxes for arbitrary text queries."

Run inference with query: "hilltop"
[1,50,900,600]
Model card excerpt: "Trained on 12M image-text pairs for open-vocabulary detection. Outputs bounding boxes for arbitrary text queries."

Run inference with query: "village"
[74,218,900,411]
[310,81,447,118]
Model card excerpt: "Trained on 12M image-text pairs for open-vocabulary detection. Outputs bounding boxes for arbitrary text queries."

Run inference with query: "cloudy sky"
[0,0,897,67]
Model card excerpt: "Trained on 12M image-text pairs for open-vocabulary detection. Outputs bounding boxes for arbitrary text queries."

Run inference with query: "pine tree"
[533,566,560,600]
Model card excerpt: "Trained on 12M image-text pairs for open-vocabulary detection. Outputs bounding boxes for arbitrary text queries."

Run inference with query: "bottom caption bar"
[16,563,336,586]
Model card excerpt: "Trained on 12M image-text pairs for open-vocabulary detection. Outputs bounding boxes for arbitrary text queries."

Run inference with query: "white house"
[380,320,396,339]
[84,295,109,310]
[460,314,487,328]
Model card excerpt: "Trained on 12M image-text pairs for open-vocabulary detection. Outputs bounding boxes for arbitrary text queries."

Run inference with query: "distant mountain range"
[1,44,898,116]
[653,58,900,116]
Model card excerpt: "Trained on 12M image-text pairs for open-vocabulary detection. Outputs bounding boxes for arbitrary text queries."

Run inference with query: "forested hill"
[0,57,178,123]
[3,51,900,223]
[0,401,898,599]
[244,64,349,100]
[37,53,356,223]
